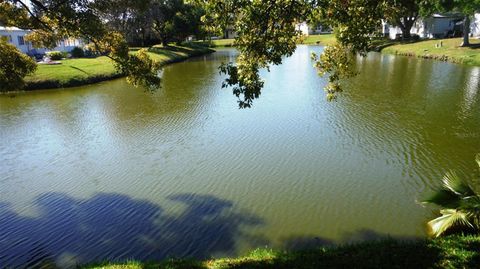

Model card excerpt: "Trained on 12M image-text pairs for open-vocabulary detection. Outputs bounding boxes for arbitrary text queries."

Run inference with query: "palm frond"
[427,209,473,237]
[423,189,461,208]
[461,196,480,227]
[476,154,480,170]
[442,171,475,196]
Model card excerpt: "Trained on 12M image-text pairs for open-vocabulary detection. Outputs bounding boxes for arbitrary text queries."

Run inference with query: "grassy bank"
[381,38,480,65]
[299,34,336,46]
[193,39,235,48]
[296,35,480,66]
[196,34,336,48]
[296,35,480,67]
[84,235,480,269]
[24,44,214,90]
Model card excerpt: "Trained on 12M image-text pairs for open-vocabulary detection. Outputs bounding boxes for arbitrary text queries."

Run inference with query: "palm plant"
[423,154,480,237]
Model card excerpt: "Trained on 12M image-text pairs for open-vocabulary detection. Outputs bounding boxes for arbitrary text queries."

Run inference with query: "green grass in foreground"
[83,235,480,269]
[382,37,480,65]
[24,44,214,90]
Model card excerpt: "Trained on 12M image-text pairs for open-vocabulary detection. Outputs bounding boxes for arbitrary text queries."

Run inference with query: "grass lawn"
[193,39,235,48]
[83,235,480,269]
[25,57,120,90]
[299,34,336,46]
[24,44,214,90]
[196,34,337,48]
[381,37,480,66]
[211,39,235,47]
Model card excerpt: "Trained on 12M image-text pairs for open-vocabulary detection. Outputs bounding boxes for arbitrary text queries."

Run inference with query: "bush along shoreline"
[20,44,214,91]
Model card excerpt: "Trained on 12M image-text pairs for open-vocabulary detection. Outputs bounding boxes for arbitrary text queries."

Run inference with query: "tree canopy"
[383,0,436,39]
[0,38,37,91]
[0,0,166,91]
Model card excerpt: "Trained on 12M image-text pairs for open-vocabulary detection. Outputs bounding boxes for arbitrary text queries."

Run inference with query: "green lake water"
[0,46,479,267]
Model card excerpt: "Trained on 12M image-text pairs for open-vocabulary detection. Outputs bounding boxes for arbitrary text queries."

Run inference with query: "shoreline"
[14,44,215,92]
[9,36,480,93]
[82,234,479,269]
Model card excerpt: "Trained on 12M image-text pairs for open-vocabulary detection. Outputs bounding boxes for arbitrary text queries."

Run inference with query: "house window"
[17,36,25,45]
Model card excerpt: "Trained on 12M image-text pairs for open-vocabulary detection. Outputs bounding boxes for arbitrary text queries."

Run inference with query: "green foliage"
[131,0,206,46]
[312,44,356,101]
[46,51,67,60]
[199,0,391,107]
[204,0,309,107]
[123,49,162,90]
[383,0,436,38]
[423,154,480,237]
[71,47,85,58]
[0,39,37,91]
[1,0,168,91]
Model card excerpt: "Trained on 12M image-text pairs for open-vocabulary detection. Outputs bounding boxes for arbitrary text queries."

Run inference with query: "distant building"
[224,26,238,39]
[471,13,480,37]
[296,22,332,36]
[0,26,84,56]
[382,13,480,39]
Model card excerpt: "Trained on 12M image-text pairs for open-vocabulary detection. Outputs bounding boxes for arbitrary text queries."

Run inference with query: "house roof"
[432,13,463,19]
[0,26,30,32]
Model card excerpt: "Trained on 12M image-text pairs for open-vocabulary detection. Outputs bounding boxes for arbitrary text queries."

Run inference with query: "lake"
[0,46,479,267]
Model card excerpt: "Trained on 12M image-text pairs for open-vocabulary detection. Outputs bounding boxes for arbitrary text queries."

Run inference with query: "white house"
[0,26,84,56]
[383,13,480,40]
[296,22,332,36]
[296,22,310,36]
[471,13,480,37]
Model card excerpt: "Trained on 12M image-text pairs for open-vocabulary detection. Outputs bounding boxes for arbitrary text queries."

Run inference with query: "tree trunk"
[401,27,412,39]
[461,15,470,47]
[161,37,168,47]
[397,16,417,39]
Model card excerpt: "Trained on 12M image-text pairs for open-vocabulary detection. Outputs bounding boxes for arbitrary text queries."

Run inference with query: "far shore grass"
[83,234,480,269]
[297,34,480,66]
[382,37,480,66]
[202,34,337,48]
[299,34,337,46]
[209,35,480,67]
[23,44,214,91]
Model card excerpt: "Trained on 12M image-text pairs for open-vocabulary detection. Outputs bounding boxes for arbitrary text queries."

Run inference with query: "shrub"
[46,51,67,60]
[70,47,84,58]
[0,39,37,91]
[411,34,420,41]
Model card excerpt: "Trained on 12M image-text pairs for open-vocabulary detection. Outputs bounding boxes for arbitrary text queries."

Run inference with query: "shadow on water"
[2,192,480,268]
[280,229,420,251]
[0,193,265,268]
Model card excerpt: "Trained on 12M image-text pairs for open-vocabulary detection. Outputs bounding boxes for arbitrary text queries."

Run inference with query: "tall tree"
[384,0,436,39]
[437,0,480,46]
[0,0,161,91]
[93,0,152,45]
[131,0,202,46]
